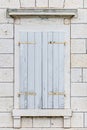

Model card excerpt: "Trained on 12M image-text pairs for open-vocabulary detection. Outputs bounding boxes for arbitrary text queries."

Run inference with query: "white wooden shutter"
[19,31,65,109]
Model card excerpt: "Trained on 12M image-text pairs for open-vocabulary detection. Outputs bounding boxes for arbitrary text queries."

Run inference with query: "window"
[13,23,71,128]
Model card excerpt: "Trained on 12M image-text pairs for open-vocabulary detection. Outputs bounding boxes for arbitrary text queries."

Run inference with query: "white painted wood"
[52,32,59,108]
[20,32,28,109]
[42,32,48,109]
[58,32,65,108]
[34,32,42,109]
[47,32,53,108]
[28,32,35,109]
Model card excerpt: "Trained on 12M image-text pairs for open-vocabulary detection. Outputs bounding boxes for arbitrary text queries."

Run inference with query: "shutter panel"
[20,32,28,109]
[19,31,65,109]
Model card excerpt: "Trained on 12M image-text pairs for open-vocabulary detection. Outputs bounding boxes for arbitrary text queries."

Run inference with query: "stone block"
[49,0,64,8]
[22,117,32,127]
[33,117,50,127]
[83,69,87,82]
[71,97,87,111]
[71,54,87,67]
[51,117,63,127]
[0,24,13,38]
[64,0,83,8]
[71,113,83,127]
[71,39,86,54]
[0,113,13,127]
[71,68,82,82]
[0,69,13,82]
[0,83,13,97]
[71,83,87,96]
[0,39,13,54]
[0,98,13,112]
[36,0,48,7]
[20,0,35,7]
[71,24,87,38]
[0,54,13,67]
[0,0,20,8]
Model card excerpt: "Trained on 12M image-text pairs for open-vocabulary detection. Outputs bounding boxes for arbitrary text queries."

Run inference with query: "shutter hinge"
[48,41,66,45]
[18,92,36,97]
[48,92,65,96]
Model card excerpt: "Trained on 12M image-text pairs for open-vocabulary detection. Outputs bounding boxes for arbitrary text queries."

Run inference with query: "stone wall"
[0,0,87,130]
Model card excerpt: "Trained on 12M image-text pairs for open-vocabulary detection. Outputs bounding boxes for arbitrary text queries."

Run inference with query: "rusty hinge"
[48,92,65,96]
[18,42,35,45]
[48,41,66,45]
[18,92,36,97]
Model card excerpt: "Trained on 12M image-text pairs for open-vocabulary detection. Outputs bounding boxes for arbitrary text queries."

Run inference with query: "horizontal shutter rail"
[18,92,36,96]
[48,41,66,45]
[48,92,65,96]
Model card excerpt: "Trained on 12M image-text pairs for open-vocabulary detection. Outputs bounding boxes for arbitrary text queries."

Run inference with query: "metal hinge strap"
[18,92,36,96]
[48,92,65,96]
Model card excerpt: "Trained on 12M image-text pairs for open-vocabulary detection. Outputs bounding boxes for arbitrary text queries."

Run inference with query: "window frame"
[13,21,72,128]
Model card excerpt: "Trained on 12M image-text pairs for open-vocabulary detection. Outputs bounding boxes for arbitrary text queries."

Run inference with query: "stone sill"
[7,8,77,18]
[12,109,72,128]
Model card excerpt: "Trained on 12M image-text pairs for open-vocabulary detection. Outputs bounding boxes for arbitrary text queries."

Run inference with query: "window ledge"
[7,8,77,18]
[12,109,72,128]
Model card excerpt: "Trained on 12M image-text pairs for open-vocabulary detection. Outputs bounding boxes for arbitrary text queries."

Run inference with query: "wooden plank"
[42,32,48,108]
[34,32,42,109]
[28,32,35,109]
[58,32,65,108]
[47,32,53,108]
[52,32,59,108]
[19,32,28,109]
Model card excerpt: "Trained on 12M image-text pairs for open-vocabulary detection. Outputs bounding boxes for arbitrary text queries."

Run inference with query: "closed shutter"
[19,31,65,109]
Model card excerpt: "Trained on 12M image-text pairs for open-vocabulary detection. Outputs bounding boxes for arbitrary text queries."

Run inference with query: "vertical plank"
[34,32,42,109]
[52,32,59,108]
[19,32,28,109]
[59,32,65,108]
[47,32,53,108]
[28,32,35,109]
[42,32,48,108]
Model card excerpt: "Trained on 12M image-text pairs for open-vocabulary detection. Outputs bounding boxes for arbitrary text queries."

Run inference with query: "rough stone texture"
[0,83,13,97]
[0,24,13,38]
[71,97,87,111]
[0,39,13,54]
[71,68,82,82]
[0,54,13,67]
[0,98,13,112]
[49,0,64,8]
[71,39,86,54]
[33,117,50,127]
[71,83,87,96]
[20,0,35,7]
[71,113,83,127]
[0,113,13,127]
[0,69,13,82]
[71,54,87,67]
[36,0,48,7]
[83,69,87,82]
[64,0,83,8]
[50,117,63,127]
[71,24,87,38]
[22,117,32,127]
